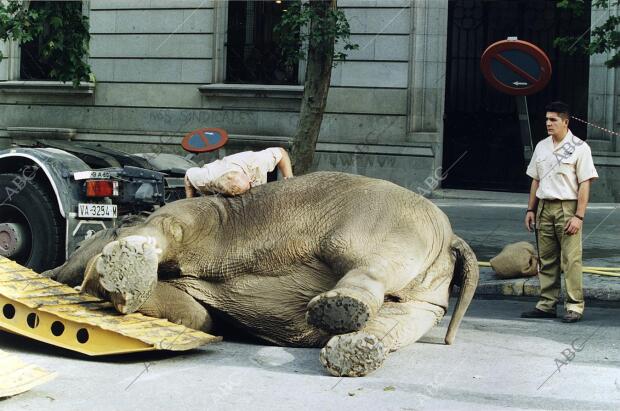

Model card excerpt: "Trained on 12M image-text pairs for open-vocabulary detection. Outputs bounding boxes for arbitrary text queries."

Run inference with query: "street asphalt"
[1,298,618,410]
[1,195,619,410]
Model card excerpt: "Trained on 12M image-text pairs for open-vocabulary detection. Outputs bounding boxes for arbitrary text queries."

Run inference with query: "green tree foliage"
[0,1,92,85]
[273,0,359,174]
[555,0,620,67]
[274,0,358,67]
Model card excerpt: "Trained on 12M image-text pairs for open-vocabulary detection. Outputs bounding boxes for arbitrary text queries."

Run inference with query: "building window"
[19,1,84,80]
[226,1,298,85]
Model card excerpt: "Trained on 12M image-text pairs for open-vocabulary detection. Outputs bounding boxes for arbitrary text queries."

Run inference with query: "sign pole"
[515,95,534,156]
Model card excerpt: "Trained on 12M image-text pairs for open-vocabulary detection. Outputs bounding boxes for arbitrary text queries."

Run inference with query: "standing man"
[521,102,598,323]
[184,147,293,197]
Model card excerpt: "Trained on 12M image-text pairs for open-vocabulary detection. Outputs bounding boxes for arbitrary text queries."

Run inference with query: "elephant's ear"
[150,214,185,244]
[168,222,184,243]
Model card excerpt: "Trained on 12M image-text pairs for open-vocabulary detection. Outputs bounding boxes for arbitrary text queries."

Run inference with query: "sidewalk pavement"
[430,190,620,305]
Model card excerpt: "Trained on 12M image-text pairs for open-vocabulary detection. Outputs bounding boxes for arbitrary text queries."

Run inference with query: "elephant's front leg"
[306,266,387,334]
[138,282,214,333]
[80,248,212,331]
[92,214,189,313]
[92,234,164,314]
[319,301,444,377]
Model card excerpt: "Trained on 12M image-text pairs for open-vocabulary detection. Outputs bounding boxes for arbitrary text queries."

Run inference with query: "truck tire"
[0,173,65,272]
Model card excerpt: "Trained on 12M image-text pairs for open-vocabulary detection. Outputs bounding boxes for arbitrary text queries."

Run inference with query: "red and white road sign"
[481,39,552,96]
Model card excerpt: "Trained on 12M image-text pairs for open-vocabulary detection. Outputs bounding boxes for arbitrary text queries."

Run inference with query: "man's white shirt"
[526,130,598,200]
[186,147,283,192]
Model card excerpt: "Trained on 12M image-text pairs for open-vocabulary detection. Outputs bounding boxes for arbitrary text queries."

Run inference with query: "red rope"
[570,115,620,138]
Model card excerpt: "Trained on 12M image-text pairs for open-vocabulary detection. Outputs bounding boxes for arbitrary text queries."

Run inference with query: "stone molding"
[0,81,95,95]
[198,84,304,99]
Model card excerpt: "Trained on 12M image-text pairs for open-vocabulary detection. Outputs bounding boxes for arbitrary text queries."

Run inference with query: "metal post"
[515,95,533,158]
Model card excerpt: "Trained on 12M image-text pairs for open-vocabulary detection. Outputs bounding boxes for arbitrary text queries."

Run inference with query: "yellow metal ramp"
[0,349,56,398]
[0,256,221,355]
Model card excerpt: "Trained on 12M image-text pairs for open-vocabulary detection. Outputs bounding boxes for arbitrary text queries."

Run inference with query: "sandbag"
[490,241,539,278]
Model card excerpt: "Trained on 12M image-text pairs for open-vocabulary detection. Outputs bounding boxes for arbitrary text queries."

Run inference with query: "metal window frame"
[213,0,307,86]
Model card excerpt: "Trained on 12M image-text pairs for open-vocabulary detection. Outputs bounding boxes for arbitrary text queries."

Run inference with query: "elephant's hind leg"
[95,235,162,314]
[306,267,386,334]
[319,300,444,377]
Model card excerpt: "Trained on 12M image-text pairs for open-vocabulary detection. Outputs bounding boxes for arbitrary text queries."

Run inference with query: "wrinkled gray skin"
[47,172,479,377]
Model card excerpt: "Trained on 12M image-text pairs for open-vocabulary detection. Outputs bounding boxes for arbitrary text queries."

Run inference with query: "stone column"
[407,0,449,169]
[0,39,20,81]
[211,0,229,84]
[587,1,620,153]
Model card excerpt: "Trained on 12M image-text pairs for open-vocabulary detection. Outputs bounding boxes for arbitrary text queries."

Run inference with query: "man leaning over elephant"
[184,147,293,197]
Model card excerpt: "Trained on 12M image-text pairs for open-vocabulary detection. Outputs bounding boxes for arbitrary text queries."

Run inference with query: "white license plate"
[78,203,117,219]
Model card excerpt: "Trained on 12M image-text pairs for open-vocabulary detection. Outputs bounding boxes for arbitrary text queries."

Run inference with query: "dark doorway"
[443,0,591,192]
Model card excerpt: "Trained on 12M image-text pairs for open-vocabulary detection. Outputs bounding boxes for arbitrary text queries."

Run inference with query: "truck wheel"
[0,173,65,272]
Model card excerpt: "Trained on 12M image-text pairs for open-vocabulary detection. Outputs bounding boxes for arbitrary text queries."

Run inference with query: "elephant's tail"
[444,235,479,345]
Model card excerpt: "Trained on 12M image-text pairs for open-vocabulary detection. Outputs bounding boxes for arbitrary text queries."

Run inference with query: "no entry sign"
[481,39,552,96]
[181,128,228,153]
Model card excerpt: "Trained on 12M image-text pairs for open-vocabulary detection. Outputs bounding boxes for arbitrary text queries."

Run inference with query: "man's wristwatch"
[574,214,584,221]
[526,209,535,214]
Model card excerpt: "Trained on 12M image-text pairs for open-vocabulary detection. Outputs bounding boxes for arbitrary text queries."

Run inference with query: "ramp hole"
[27,313,39,328]
[2,304,15,319]
[76,328,89,344]
[51,321,65,336]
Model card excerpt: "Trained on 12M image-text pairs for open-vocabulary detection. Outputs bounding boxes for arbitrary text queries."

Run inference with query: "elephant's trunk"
[444,235,479,345]
[42,215,147,285]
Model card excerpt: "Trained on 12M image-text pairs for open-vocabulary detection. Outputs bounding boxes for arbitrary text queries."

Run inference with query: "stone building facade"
[0,0,618,200]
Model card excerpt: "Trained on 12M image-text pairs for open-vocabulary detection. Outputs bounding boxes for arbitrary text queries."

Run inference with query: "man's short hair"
[210,171,251,196]
[545,101,570,120]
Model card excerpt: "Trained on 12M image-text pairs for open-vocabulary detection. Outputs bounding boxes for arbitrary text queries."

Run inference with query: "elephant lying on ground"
[47,172,479,377]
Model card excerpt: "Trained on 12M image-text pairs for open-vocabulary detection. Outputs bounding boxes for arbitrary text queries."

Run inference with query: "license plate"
[78,204,117,219]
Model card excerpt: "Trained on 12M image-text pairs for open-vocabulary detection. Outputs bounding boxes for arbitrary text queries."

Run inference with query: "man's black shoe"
[520,308,557,319]
[562,310,582,323]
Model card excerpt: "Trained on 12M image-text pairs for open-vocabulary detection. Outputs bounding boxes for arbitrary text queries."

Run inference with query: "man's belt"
[541,198,577,203]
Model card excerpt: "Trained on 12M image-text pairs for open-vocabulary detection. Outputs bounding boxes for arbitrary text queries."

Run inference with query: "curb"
[431,189,529,203]
[474,268,620,302]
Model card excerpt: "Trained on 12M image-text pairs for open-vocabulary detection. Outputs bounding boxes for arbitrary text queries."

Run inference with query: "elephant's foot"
[96,235,161,314]
[320,332,387,377]
[306,289,371,334]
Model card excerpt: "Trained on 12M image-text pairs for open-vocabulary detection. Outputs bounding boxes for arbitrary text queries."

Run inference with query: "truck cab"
[0,140,197,272]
